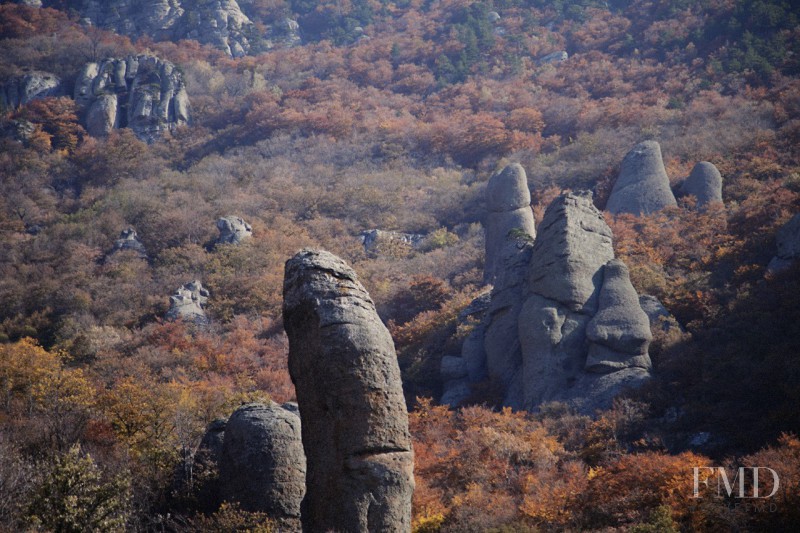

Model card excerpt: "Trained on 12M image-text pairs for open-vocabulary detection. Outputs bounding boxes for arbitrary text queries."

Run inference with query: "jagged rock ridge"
[74,55,189,142]
[283,249,414,533]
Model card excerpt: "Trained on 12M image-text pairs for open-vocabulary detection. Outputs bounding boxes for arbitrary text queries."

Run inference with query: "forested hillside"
[1,0,800,530]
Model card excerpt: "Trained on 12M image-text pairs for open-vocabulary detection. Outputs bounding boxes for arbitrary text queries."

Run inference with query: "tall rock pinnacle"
[283,249,414,533]
[484,163,536,283]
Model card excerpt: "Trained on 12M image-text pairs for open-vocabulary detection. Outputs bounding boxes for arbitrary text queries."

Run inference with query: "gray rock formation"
[606,141,677,216]
[165,280,209,325]
[108,228,147,259]
[283,249,414,533]
[538,51,568,65]
[767,214,800,275]
[215,216,252,245]
[484,163,536,283]
[518,193,652,411]
[455,192,653,413]
[74,55,189,142]
[678,161,723,207]
[360,229,425,255]
[639,295,683,334]
[218,403,305,525]
[1,71,64,110]
[44,0,255,57]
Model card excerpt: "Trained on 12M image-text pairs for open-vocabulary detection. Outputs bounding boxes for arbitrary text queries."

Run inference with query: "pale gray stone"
[606,141,677,215]
[216,216,253,245]
[586,259,653,361]
[678,161,723,207]
[85,93,118,137]
[440,355,468,381]
[165,280,209,325]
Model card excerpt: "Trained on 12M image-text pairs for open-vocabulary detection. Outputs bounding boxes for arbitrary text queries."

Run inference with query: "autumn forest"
[1,0,800,531]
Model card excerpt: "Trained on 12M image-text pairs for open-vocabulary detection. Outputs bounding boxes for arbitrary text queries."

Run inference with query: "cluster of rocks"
[606,141,723,215]
[74,55,189,142]
[40,0,255,57]
[360,229,425,255]
[443,163,661,413]
[538,50,569,65]
[0,70,64,110]
[26,0,305,56]
[193,249,414,532]
[103,216,252,324]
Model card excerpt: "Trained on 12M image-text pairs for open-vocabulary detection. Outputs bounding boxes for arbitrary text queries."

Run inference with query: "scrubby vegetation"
[1,0,800,530]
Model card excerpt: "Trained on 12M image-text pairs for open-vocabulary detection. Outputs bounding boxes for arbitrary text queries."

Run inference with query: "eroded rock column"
[283,249,414,533]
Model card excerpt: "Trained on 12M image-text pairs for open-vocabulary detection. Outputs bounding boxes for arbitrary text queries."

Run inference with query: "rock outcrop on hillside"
[74,55,189,142]
[1,71,64,110]
[678,161,723,207]
[484,163,536,283]
[606,141,677,216]
[218,403,305,526]
[165,280,209,325]
[447,192,653,413]
[43,0,255,57]
[283,249,414,533]
[767,214,800,275]
[108,228,147,259]
[360,229,425,255]
[215,216,252,245]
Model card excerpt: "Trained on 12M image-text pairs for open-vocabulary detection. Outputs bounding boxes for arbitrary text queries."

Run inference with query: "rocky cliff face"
[74,55,189,142]
[606,141,677,216]
[44,0,255,57]
[447,192,653,413]
[283,249,414,533]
